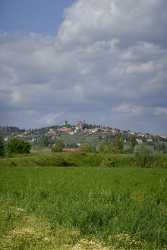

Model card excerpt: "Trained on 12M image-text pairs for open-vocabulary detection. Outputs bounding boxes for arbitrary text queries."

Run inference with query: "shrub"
[134,144,154,168]
[8,138,31,154]
[100,157,116,168]
[51,141,64,152]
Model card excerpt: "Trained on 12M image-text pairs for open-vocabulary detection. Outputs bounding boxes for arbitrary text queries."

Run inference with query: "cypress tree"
[0,131,5,157]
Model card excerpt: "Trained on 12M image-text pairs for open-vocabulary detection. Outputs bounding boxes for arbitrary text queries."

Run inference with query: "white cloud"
[57,0,167,48]
[112,104,144,116]
[0,0,167,133]
[41,112,64,126]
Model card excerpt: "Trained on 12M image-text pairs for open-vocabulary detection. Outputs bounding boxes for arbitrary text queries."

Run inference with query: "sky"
[0,0,167,135]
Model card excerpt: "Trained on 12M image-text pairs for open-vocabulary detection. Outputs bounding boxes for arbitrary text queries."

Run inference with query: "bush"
[51,140,64,152]
[8,138,31,154]
[100,157,116,168]
[134,144,154,168]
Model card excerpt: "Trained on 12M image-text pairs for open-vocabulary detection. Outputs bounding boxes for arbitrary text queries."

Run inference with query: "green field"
[0,154,167,249]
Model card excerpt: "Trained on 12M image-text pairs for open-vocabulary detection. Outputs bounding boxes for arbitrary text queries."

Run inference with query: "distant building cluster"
[1,121,167,152]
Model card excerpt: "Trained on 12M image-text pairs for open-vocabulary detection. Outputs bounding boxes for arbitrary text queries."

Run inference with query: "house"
[136,138,143,144]
[57,127,73,134]
[147,138,153,143]
[63,148,81,153]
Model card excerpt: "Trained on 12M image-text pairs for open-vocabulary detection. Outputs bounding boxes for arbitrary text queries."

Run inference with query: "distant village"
[1,121,167,153]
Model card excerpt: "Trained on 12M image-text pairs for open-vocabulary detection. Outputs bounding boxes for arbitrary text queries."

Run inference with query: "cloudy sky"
[0,0,167,134]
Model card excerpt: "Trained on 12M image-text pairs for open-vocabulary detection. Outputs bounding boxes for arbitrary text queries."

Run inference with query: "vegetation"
[129,134,137,149]
[7,138,31,154]
[0,150,167,249]
[0,131,5,157]
[112,136,124,153]
[135,144,154,168]
[0,152,167,169]
[0,163,167,249]
[95,136,124,154]
[80,143,92,153]
[51,140,64,152]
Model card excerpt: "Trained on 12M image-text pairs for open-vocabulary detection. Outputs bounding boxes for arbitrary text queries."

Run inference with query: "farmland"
[0,153,167,249]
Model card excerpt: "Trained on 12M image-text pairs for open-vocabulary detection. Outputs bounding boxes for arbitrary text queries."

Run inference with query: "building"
[57,127,73,134]
[63,148,81,153]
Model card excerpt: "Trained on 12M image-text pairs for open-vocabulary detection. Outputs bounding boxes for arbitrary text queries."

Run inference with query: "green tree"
[51,140,64,152]
[0,132,5,157]
[64,120,71,128]
[129,135,137,149]
[40,135,49,147]
[8,138,31,154]
[112,136,124,153]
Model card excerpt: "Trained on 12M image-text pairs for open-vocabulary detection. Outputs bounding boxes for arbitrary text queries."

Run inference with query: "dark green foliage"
[38,135,49,147]
[128,134,137,149]
[7,138,31,154]
[0,132,5,157]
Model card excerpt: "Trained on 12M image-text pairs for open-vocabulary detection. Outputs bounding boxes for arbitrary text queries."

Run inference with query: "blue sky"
[0,0,74,34]
[0,0,167,134]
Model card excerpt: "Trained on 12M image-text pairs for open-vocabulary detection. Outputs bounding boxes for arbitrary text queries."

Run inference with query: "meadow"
[0,153,167,249]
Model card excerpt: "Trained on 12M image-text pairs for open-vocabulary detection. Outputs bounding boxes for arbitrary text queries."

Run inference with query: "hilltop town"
[1,121,167,153]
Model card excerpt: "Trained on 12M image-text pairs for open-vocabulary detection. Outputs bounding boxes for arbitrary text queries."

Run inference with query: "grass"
[0,152,135,168]
[0,156,167,249]
[0,152,166,169]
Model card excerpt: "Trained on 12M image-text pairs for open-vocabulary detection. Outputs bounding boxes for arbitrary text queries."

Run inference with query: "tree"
[52,140,64,152]
[112,136,124,153]
[0,132,5,157]
[129,135,137,149]
[8,138,31,154]
[39,135,49,147]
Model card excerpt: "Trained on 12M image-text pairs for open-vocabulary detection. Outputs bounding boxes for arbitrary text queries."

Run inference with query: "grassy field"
[0,152,167,168]
[0,154,167,249]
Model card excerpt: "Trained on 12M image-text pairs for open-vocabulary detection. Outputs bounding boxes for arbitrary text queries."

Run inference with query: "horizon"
[0,0,167,135]
[1,121,166,137]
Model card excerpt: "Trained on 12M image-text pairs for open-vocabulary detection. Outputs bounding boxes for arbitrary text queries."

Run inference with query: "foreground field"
[0,162,167,250]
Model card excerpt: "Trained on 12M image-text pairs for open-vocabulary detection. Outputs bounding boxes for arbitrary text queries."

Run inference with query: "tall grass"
[0,166,167,249]
[0,152,167,168]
